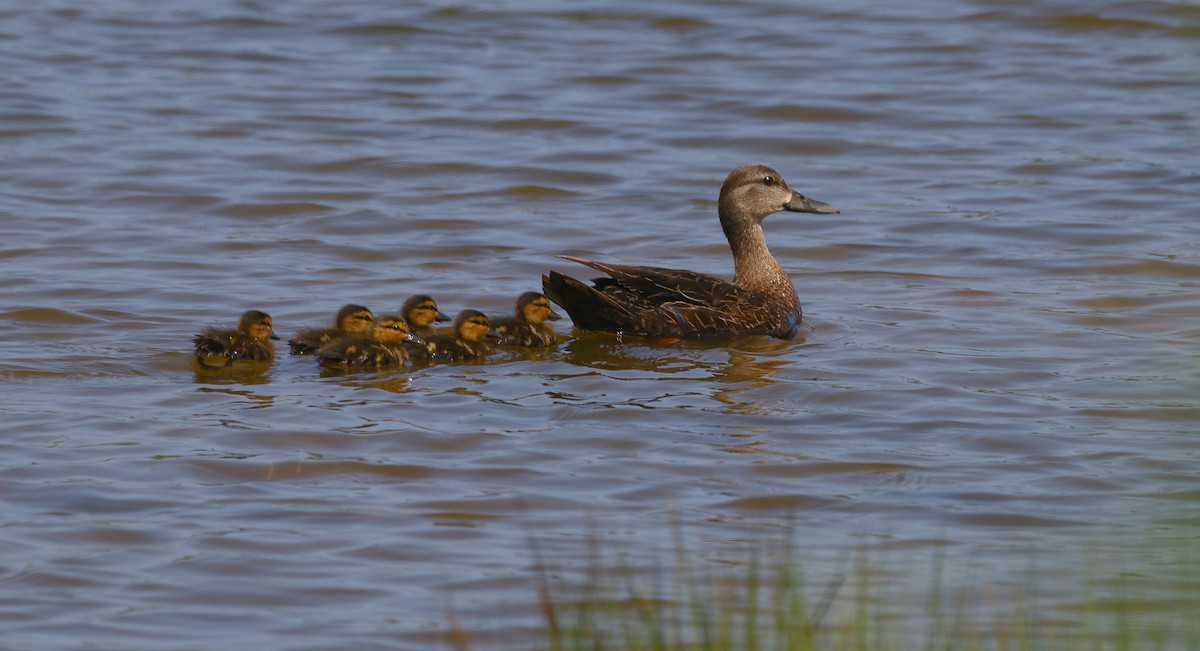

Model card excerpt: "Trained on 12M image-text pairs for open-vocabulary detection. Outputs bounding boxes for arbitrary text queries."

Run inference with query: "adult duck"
[490,292,561,347]
[288,304,374,355]
[399,294,451,339]
[542,164,838,340]
[194,310,279,367]
[316,313,424,368]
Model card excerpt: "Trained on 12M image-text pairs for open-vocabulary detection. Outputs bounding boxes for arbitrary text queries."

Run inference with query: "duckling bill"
[194,310,279,367]
[542,164,838,340]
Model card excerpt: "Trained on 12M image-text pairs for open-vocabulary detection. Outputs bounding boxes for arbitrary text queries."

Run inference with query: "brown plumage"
[422,310,498,361]
[400,294,451,339]
[490,292,561,347]
[288,304,374,355]
[194,310,279,366]
[542,164,838,340]
[316,314,424,368]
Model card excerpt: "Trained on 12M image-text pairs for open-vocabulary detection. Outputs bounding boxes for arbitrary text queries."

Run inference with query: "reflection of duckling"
[288,304,374,355]
[316,314,425,368]
[194,310,279,367]
[400,294,450,339]
[491,292,561,347]
[423,310,497,361]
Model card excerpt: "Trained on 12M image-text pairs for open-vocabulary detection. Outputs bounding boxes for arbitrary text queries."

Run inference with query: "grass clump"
[449,535,1200,651]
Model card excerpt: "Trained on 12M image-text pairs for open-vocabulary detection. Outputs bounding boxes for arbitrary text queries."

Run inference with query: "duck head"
[335,304,374,335]
[516,291,561,324]
[718,164,839,225]
[401,294,451,328]
[454,309,500,343]
[238,310,280,341]
[372,314,425,347]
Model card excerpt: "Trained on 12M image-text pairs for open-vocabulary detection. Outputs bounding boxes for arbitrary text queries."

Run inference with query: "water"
[2,0,1198,648]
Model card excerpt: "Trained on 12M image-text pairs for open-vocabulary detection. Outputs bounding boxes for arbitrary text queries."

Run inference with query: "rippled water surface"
[2,0,1198,648]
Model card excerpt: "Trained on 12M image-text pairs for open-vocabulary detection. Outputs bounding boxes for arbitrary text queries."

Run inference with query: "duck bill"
[547,309,562,321]
[435,312,451,323]
[405,332,426,347]
[270,333,281,340]
[784,191,839,215]
[485,329,501,342]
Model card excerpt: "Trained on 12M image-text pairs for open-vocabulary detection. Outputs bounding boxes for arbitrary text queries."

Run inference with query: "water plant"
[448,534,1199,651]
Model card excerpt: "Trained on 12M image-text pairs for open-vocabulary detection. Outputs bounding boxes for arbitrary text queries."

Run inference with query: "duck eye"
[762,175,775,185]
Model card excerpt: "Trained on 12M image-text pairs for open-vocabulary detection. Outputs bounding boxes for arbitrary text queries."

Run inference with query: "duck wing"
[544,256,795,338]
[193,328,234,357]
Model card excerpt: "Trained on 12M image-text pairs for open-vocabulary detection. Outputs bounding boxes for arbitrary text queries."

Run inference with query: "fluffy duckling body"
[490,292,561,347]
[289,304,374,355]
[543,164,839,340]
[400,294,451,339]
[423,310,497,361]
[194,310,279,366]
[316,314,425,368]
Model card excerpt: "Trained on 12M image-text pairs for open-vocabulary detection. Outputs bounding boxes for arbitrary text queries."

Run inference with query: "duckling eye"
[762,175,775,186]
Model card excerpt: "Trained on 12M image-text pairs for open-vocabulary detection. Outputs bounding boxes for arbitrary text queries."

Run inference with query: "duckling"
[400,294,451,339]
[288,304,374,355]
[423,309,498,361]
[316,314,425,367]
[490,292,561,347]
[542,164,839,340]
[194,310,279,367]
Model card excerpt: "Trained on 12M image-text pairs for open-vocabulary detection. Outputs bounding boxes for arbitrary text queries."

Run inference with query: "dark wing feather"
[193,328,234,357]
[543,270,641,333]
[194,329,275,362]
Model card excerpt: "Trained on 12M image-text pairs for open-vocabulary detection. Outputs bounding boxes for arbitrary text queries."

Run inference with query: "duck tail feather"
[542,271,635,333]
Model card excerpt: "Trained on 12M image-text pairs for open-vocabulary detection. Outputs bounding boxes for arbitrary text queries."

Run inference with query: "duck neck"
[722,215,796,301]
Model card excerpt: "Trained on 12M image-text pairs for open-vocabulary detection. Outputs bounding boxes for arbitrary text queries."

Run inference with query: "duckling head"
[516,291,561,324]
[453,309,498,343]
[401,295,451,328]
[372,314,425,347]
[238,310,280,341]
[335,304,374,335]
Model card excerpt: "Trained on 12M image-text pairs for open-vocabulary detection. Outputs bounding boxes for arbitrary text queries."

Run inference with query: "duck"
[316,314,425,367]
[422,309,498,361]
[400,294,451,339]
[490,292,561,347]
[288,304,374,355]
[193,310,279,367]
[542,164,838,340]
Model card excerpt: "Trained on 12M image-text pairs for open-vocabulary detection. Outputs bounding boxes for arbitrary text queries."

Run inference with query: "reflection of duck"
[423,310,497,361]
[543,164,838,340]
[316,314,424,367]
[194,310,279,366]
[400,294,450,339]
[491,292,561,347]
[288,304,374,355]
